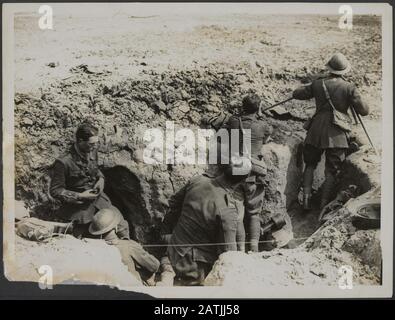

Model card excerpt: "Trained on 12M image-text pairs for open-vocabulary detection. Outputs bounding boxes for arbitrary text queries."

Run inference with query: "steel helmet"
[88,207,122,235]
[351,200,380,230]
[325,53,351,75]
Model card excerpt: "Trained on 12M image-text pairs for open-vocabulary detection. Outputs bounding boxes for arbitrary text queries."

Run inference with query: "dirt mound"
[7,235,142,287]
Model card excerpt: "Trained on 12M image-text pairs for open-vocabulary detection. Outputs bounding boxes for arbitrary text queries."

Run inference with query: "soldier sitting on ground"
[88,207,160,285]
[49,122,130,239]
[292,53,369,210]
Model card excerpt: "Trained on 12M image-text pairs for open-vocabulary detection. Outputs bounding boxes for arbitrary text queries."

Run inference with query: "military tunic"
[227,113,273,157]
[114,239,160,283]
[293,75,369,149]
[227,113,273,251]
[293,75,369,174]
[168,175,239,284]
[50,144,130,238]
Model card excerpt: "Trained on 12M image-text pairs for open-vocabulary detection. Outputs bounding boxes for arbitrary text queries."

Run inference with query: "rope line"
[140,237,310,248]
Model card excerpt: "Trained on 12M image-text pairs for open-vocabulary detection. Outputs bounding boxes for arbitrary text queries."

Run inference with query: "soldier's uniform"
[50,144,130,239]
[227,113,273,252]
[293,54,369,208]
[114,239,160,283]
[167,175,240,285]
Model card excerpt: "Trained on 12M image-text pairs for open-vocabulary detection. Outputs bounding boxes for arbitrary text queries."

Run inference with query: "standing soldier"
[49,122,130,239]
[292,53,369,210]
[227,94,273,252]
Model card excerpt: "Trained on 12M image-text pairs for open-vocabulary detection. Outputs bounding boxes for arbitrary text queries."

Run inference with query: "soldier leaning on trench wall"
[292,53,370,211]
[166,157,252,286]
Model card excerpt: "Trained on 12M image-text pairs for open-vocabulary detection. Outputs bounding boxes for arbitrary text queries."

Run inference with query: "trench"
[99,136,369,252]
[14,63,376,260]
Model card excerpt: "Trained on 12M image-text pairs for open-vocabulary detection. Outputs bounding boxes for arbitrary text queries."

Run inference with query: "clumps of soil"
[205,247,377,287]
[207,205,381,287]
[11,15,384,289]
[14,62,306,243]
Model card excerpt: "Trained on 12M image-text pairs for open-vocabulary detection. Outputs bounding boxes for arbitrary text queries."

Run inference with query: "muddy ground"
[11,10,382,288]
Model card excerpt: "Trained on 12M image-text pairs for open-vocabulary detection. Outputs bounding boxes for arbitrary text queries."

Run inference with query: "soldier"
[293,53,369,210]
[167,156,251,286]
[227,94,273,252]
[49,122,130,239]
[88,208,160,285]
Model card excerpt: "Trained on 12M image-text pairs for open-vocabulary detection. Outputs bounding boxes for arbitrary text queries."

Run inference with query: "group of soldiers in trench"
[48,53,369,286]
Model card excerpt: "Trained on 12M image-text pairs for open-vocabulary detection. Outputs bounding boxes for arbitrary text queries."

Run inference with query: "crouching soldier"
[49,122,130,239]
[292,53,369,210]
[89,207,160,285]
[167,156,251,286]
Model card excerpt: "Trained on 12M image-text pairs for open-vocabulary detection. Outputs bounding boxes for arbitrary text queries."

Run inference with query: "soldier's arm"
[201,112,230,131]
[49,160,82,203]
[93,149,105,192]
[94,171,105,193]
[161,182,189,236]
[216,205,238,253]
[127,240,160,274]
[292,83,314,100]
[350,86,369,116]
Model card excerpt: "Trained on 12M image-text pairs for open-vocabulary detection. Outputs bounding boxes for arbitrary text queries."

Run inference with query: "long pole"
[261,97,293,113]
[352,107,378,155]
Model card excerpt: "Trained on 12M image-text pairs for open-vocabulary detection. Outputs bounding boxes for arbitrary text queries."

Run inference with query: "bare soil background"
[11,10,383,287]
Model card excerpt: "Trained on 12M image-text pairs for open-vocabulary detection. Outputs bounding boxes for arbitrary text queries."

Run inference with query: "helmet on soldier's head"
[88,207,121,235]
[325,53,351,75]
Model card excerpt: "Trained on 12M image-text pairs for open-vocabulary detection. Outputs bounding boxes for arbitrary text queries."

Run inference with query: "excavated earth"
[9,11,382,288]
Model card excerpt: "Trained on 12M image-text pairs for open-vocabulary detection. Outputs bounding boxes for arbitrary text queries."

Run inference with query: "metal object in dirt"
[318,185,358,222]
[351,200,381,230]
[260,213,286,235]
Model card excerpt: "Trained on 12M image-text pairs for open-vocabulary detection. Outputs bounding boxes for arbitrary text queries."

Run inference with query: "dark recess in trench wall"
[102,165,153,242]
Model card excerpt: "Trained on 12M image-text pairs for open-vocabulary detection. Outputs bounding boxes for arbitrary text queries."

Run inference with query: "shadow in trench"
[101,165,151,242]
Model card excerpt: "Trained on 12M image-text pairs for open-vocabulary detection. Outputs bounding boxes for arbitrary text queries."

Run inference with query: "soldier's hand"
[79,189,99,200]
[93,177,105,195]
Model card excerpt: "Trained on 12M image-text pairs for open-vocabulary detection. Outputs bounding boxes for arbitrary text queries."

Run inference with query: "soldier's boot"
[302,166,315,211]
[144,273,157,287]
[320,173,336,209]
